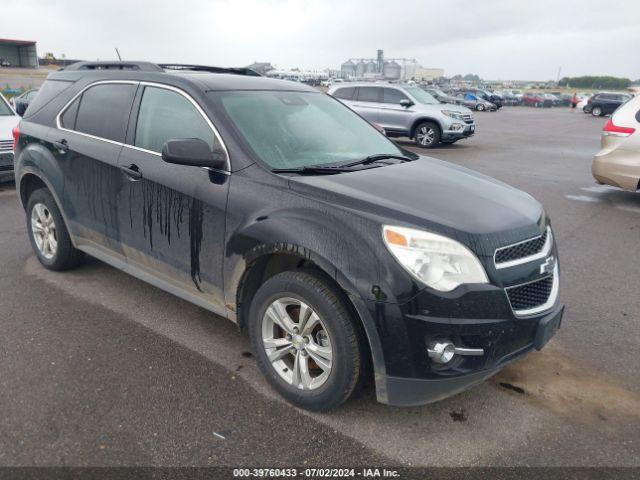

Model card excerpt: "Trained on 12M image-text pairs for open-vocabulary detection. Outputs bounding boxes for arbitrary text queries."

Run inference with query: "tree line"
[558,76,631,90]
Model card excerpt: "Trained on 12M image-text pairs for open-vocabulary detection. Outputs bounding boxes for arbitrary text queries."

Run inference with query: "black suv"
[14,61,563,411]
[584,92,631,116]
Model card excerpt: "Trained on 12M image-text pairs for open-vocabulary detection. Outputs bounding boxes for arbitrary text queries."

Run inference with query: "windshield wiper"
[340,154,414,168]
[271,165,352,174]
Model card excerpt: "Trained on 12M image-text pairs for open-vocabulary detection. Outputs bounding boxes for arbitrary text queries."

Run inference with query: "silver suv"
[328,83,476,148]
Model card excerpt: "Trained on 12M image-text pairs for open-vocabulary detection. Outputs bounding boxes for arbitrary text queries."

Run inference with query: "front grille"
[506,275,553,313]
[462,114,474,124]
[0,139,13,152]
[0,164,13,172]
[495,228,549,266]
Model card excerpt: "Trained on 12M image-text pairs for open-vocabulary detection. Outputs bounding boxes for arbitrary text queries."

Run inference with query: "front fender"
[224,211,390,402]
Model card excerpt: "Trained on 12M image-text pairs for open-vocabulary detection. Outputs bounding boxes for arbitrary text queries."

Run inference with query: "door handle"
[52,139,68,154]
[120,164,142,181]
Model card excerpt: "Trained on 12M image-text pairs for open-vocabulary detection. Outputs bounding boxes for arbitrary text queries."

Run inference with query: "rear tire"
[248,270,365,411]
[413,121,440,148]
[26,188,82,271]
[592,106,603,117]
[476,104,485,111]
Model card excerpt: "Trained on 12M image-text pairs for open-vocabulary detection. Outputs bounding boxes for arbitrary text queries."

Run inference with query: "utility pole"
[556,66,562,83]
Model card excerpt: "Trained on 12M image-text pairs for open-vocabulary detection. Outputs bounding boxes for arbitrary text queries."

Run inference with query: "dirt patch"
[491,342,640,428]
[449,408,468,422]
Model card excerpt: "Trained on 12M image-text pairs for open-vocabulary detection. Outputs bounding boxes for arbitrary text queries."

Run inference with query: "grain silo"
[340,60,356,79]
[383,60,401,80]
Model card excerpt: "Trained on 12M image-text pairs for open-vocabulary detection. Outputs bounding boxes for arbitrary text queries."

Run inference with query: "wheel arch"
[232,244,390,403]
[409,116,443,139]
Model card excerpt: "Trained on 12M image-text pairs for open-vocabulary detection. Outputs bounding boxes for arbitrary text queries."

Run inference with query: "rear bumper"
[383,305,564,406]
[592,149,640,191]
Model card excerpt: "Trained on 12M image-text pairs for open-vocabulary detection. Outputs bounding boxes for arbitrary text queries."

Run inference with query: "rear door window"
[73,83,137,142]
[356,87,381,103]
[134,86,216,154]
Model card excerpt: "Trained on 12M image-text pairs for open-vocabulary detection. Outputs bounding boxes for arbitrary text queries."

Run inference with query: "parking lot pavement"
[1,107,639,467]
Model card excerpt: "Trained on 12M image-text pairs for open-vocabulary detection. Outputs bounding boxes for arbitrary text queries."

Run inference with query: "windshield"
[0,95,13,116]
[403,87,439,105]
[211,91,402,169]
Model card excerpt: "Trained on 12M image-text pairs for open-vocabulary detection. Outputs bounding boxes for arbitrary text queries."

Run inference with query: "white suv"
[328,83,475,148]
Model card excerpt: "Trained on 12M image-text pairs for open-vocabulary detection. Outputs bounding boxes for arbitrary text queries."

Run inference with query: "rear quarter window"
[73,83,137,143]
[23,80,73,118]
[356,87,381,103]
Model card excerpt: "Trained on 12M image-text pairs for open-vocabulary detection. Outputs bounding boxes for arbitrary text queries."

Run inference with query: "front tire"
[414,121,440,148]
[26,188,82,271]
[248,270,365,411]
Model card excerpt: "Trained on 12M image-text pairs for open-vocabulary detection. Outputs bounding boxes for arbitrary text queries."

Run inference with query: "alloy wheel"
[31,203,58,260]
[262,297,333,390]
[416,126,436,146]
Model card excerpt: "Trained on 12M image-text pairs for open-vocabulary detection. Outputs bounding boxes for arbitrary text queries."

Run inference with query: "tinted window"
[356,87,380,103]
[75,84,136,142]
[383,88,409,104]
[23,80,73,118]
[333,87,355,100]
[60,96,80,129]
[135,86,216,153]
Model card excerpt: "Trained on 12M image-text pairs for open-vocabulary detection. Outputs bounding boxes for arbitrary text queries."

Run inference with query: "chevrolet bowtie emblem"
[540,256,556,275]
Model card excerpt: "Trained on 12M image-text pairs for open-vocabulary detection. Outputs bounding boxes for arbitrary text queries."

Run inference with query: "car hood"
[416,102,472,115]
[0,115,20,139]
[289,157,543,245]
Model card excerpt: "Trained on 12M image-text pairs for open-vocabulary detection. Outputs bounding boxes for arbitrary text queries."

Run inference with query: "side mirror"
[161,138,226,169]
[15,99,29,117]
[399,99,414,108]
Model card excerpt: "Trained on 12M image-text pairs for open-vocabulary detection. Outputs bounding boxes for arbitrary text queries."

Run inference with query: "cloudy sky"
[3,0,639,80]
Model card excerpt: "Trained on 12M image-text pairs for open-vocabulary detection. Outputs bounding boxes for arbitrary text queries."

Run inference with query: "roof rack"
[60,61,164,72]
[158,64,261,76]
[58,61,262,77]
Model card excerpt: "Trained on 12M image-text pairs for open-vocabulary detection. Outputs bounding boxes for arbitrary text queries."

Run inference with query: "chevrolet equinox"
[13,61,564,411]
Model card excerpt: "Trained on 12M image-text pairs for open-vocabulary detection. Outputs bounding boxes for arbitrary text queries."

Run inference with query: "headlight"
[382,226,488,292]
[441,110,463,120]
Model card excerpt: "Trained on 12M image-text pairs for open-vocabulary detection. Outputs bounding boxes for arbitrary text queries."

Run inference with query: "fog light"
[427,340,456,364]
[427,340,485,364]
[450,123,463,131]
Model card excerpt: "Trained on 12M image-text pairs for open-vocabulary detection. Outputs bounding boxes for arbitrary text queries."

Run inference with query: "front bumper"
[0,151,15,181]
[443,123,475,140]
[382,305,563,406]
